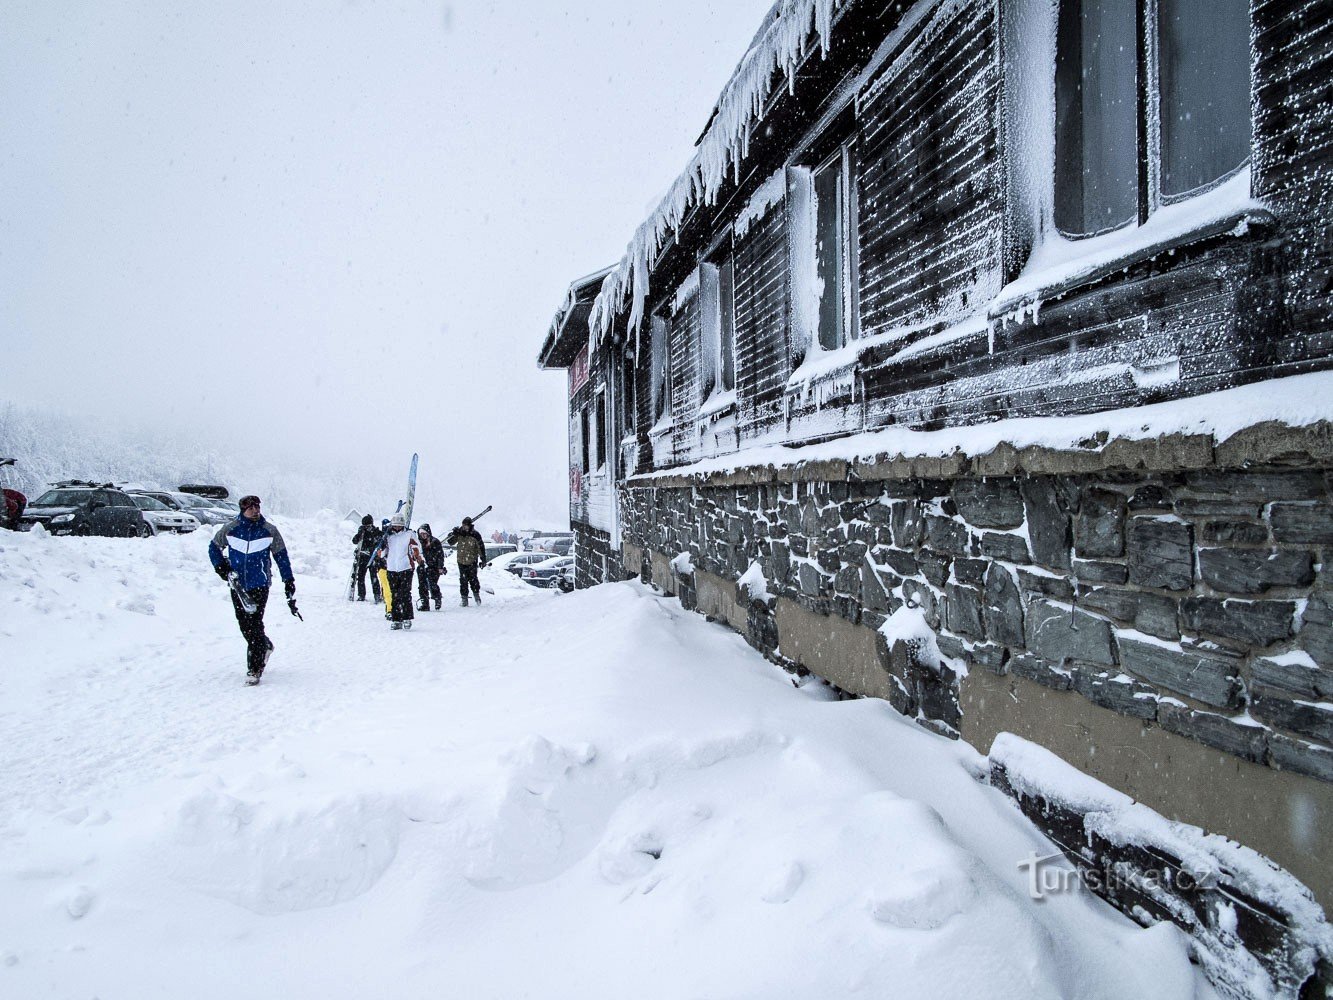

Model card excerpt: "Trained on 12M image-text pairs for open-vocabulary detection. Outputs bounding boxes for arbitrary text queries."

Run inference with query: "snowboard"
[404,453,419,529]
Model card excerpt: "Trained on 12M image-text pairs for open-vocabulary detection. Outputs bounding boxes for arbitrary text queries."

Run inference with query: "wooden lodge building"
[538,0,1333,992]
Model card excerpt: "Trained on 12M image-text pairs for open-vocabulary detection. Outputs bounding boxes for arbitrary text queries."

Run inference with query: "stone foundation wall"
[619,448,1333,915]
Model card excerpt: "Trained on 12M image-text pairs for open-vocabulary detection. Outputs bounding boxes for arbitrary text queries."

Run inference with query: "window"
[593,390,606,470]
[1054,0,1251,238]
[650,311,671,425]
[621,354,636,433]
[701,240,737,396]
[791,139,858,357]
[580,407,590,474]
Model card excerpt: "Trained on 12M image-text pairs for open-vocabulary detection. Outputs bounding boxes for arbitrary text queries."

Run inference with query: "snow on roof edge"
[588,0,846,342]
[627,371,1333,483]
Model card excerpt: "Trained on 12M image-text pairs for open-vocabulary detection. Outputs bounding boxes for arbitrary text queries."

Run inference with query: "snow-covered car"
[133,490,231,526]
[522,533,574,555]
[20,484,151,537]
[521,555,574,589]
[483,542,517,565]
[491,551,556,576]
[131,493,200,534]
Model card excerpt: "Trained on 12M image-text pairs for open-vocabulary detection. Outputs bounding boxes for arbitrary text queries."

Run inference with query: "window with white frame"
[1053,0,1252,238]
[621,353,636,435]
[649,311,671,426]
[700,237,737,398]
[593,389,606,470]
[790,139,858,358]
[579,406,590,474]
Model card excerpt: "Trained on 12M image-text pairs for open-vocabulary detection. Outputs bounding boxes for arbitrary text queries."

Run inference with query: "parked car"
[20,483,151,537]
[131,490,231,526]
[521,555,574,589]
[483,542,518,565]
[131,493,200,534]
[522,533,574,556]
[492,551,557,576]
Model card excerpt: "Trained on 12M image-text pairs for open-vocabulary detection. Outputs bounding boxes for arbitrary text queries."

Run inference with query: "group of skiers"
[349,512,486,630]
[206,492,495,686]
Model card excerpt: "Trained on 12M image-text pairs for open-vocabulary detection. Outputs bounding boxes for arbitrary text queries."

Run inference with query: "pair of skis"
[230,572,302,620]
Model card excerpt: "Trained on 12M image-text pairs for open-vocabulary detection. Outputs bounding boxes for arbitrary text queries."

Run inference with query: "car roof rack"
[49,479,116,489]
[179,484,230,499]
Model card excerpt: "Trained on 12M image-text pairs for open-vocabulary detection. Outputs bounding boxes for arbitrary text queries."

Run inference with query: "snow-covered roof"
[538,264,616,370]
[588,0,847,342]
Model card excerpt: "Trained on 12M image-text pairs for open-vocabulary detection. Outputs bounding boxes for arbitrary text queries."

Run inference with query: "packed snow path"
[0,516,1214,999]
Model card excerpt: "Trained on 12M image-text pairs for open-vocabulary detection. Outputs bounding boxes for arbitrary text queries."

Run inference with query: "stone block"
[1173,499,1263,518]
[1251,655,1333,700]
[790,536,809,558]
[834,565,860,595]
[861,559,899,615]
[1077,587,1180,640]
[944,583,984,639]
[864,500,892,526]
[1126,517,1194,591]
[1008,652,1072,690]
[919,550,952,587]
[1198,548,1316,595]
[980,532,1030,564]
[953,558,987,588]
[891,501,923,548]
[1074,488,1126,558]
[1072,560,1129,585]
[842,540,869,565]
[936,633,967,661]
[1251,694,1333,744]
[1201,520,1269,545]
[925,515,969,556]
[1128,483,1173,510]
[1118,637,1242,708]
[1180,598,1295,647]
[983,564,1025,649]
[1298,590,1333,668]
[1026,599,1116,666]
[877,548,919,577]
[969,642,1008,673]
[901,579,939,629]
[814,547,841,574]
[1156,703,1268,763]
[1266,733,1333,783]
[952,478,1025,529]
[1182,470,1326,501]
[1269,504,1333,546]
[1017,569,1074,602]
[1020,478,1072,570]
[798,562,823,598]
[1071,668,1158,719]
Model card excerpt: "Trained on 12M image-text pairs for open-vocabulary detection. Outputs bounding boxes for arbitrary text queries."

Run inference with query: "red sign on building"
[569,345,589,397]
[569,465,582,502]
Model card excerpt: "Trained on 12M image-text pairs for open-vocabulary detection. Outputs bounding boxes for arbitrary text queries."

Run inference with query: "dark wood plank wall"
[608,0,1333,471]
[734,203,791,444]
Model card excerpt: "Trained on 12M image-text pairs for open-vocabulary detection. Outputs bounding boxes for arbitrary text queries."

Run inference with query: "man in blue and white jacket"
[208,494,296,685]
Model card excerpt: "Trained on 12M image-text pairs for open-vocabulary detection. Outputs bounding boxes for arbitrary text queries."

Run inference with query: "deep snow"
[0,514,1216,998]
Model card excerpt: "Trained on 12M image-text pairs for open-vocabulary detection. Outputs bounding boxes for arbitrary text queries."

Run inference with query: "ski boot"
[245,671,261,686]
[434,598,441,610]
[403,620,412,630]
[461,596,468,607]
[417,599,428,612]
[473,591,481,605]
[391,621,402,630]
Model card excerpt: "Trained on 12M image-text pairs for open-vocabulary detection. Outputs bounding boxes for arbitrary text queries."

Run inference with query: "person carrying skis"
[446,516,485,607]
[207,494,295,686]
[415,523,448,611]
[378,512,422,629]
[351,514,382,602]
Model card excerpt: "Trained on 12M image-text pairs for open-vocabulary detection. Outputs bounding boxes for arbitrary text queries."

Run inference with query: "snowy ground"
[0,514,1216,999]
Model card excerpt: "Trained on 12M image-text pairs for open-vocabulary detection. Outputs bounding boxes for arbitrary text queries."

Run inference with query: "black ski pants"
[387,569,415,622]
[417,565,442,605]
[355,557,380,600]
[230,586,271,675]
[458,563,480,600]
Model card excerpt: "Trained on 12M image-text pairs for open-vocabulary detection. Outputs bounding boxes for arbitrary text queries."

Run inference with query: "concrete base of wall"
[774,597,896,702]
[963,667,1333,912]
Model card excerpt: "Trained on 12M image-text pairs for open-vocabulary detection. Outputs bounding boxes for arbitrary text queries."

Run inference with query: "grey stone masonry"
[619,460,1333,784]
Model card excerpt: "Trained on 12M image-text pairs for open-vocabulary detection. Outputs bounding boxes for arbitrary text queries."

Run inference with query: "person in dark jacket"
[446,516,485,607]
[351,514,382,602]
[415,523,448,611]
[207,495,295,686]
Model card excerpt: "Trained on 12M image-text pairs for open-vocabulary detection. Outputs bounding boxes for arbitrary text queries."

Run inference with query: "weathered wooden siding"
[734,201,790,443]
[857,0,1003,337]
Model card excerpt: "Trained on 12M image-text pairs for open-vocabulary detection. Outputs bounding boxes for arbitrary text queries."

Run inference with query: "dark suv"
[20,482,150,537]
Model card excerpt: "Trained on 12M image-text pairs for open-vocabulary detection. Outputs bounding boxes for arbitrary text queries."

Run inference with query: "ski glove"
[216,560,231,580]
[284,580,297,599]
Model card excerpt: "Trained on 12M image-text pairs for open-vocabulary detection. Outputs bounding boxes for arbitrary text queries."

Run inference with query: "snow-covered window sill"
[699,389,737,420]
[993,168,1274,316]
[648,414,673,439]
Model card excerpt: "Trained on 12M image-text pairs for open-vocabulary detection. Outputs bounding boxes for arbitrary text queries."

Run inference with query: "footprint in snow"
[64,885,95,919]
[760,861,805,904]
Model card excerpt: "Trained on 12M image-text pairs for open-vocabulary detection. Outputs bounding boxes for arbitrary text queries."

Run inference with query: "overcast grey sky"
[0,0,772,524]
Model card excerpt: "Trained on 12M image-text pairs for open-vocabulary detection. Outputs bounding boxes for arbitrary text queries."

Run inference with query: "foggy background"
[0,0,772,527]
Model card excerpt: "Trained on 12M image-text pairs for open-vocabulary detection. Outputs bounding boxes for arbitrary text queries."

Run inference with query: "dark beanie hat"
[419,523,432,533]
[362,514,373,525]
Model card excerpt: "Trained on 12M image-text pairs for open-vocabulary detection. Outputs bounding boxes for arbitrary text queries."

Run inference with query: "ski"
[229,572,257,613]
[403,453,419,529]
